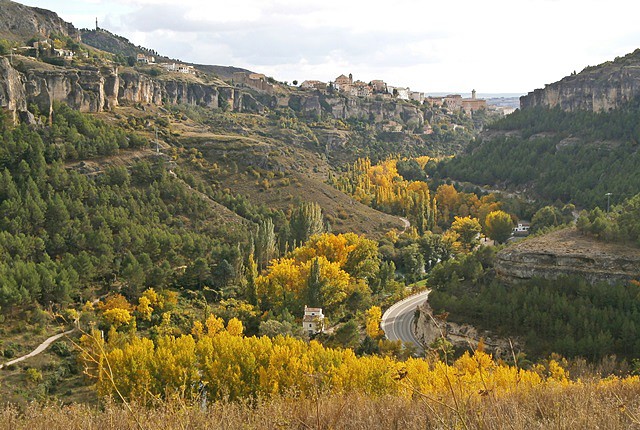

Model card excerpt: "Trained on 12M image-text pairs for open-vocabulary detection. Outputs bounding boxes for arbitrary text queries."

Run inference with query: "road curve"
[381,290,430,349]
[399,217,410,233]
[0,328,76,369]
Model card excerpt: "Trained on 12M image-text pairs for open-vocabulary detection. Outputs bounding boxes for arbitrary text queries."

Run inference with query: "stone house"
[302,306,325,335]
[233,72,274,94]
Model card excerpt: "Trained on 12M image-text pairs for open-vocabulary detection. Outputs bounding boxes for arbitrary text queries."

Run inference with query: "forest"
[437,104,640,208]
[428,247,640,361]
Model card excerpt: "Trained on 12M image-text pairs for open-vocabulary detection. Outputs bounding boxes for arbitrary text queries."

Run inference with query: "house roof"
[305,307,323,313]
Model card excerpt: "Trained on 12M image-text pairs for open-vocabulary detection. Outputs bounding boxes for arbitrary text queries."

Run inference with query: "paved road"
[381,290,430,349]
[0,328,76,369]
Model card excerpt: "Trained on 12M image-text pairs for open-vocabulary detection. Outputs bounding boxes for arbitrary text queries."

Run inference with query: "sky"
[19,0,640,94]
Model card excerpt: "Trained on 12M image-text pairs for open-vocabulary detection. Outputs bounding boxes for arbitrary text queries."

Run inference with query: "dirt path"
[0,328,76,369]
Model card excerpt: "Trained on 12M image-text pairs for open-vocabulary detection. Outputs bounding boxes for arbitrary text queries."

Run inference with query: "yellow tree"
[365,306,384,339]
[451,216,482,251]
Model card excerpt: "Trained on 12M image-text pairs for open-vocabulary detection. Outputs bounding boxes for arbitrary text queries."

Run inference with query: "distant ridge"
[520,48,640,112]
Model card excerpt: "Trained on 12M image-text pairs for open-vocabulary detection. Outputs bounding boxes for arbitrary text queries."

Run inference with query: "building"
[351,80,372,97]
[442,94,463,110]
[387,86,410,100]
[410,91,425,103]
[233,72,274,94]
[302,306,325,335]
[461,89,487,114]
[301,80,328,92]
[136,53,155,64]
[177,64,195,74]
[334,73,353,88]
[370,80,387,93]
[426,96,445,107]
[513,221,531,236]
[53,49,74,59]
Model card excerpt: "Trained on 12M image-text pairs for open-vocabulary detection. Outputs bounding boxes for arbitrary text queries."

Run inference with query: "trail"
[0,328,76,369]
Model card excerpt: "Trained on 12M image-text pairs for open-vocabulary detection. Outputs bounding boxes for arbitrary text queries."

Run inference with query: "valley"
[0,1,639,428]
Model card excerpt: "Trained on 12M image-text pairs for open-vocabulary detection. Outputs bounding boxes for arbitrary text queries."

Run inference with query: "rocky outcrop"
[0,58,27,122]
[0,59,268,121]
[496,228,640,285]
[520,49,640,112]
[285,92,425,128]
[414,299,515,358]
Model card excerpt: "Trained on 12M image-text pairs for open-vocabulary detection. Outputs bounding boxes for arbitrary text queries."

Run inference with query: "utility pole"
[155,126,160,153]
[605,192,612,213]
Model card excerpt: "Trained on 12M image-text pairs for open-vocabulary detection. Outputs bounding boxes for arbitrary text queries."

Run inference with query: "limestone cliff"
[0,58,269,120]
[495,228,640,285]
[0,56,426,131]
[285,92,424,128]
[520,49,640,112]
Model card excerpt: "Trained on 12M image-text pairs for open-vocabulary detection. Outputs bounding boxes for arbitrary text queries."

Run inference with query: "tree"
[290,202,324,245]
[531,205,562,232]
[254,218,277,270]
[451,216,481,251]
[484,210,514,244]
[365,306,384,339]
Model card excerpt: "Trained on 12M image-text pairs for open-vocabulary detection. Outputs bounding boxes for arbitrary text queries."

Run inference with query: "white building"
[303,306,325,335]
[513,222,530,235]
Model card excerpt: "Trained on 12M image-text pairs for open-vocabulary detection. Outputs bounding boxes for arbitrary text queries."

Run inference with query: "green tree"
[289,202,324,245]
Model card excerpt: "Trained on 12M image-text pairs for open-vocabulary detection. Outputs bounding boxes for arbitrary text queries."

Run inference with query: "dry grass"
[2,382,640,430]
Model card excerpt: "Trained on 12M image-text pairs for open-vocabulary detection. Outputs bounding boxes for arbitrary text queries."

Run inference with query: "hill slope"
[438,48,640,209]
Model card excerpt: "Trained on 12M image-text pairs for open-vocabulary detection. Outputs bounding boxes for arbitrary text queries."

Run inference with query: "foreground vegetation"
[2,371,640,429]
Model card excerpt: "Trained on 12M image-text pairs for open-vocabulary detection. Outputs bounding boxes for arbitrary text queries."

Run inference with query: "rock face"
[0,58,269,120]
[495,228,640,285]
[414,299,514,358]
[286,92,424,128]
[520,49,640,112]
[0,57,425,130]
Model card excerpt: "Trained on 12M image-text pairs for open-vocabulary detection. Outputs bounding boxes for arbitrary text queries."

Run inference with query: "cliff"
[495,228,640,285]
[520,49,640,112]
[285,92,424,128]
[0,57,271,121]
[0,56,427,130]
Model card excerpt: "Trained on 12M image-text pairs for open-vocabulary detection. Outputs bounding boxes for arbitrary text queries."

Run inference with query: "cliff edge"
[495,228,640,285]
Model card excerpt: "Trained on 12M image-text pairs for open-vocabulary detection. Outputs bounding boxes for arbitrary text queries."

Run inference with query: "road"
[0,328,76,369]
[381,290,430,349]
[399,217,410,233]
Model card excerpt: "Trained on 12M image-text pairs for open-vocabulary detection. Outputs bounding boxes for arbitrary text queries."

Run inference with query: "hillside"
[4,0,640,418]
[521,48,640,112]
[0,0,78,43]
[438,90,640,208]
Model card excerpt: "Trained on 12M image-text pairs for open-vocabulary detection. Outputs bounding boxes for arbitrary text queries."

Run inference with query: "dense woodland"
[429,247,640,361]
[438,104,640,208]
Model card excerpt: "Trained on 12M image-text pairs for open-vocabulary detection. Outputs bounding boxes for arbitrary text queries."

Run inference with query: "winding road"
[381,290,430,350]
[399,217,410,233]
[0,328,76,370]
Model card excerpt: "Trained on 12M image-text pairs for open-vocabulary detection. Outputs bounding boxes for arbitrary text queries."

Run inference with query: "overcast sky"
[20,0,640,94]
